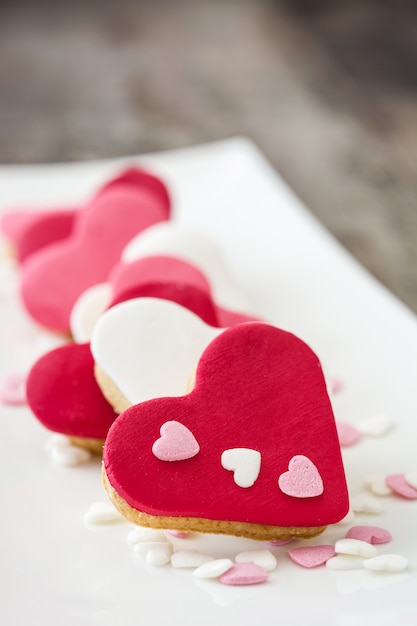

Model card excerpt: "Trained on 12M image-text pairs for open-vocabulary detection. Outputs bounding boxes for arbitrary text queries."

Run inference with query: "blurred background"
[0,0,416,312]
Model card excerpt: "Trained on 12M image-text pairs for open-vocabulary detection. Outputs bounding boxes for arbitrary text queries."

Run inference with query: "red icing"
[26,343,117,439]
[95,167,171,218]
[20,184,168,333]
[104,323,349,528]
[108,255,259,327]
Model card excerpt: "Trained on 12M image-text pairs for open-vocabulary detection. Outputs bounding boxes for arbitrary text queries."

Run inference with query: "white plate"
[1,138,416,625]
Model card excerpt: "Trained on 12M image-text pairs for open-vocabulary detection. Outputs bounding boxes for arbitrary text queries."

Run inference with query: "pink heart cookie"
[26,342,117,449]
[0,210,76,263]
[103,323,349,540]
[20,170,170,333]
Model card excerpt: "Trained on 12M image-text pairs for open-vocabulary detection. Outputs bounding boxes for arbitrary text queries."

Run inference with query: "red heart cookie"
[26,342,117,450]
[20,177,169,333]
[108,255,259,327]
[103,323,349,540]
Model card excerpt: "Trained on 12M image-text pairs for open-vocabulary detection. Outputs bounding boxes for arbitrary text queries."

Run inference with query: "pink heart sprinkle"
[278,455,323,498]
[0,373,27,405]
[336,421,361,447]
[165,530,189,538]
[345,525,392,544]
[288,545,335,568]
[220,563,268,585]
[385,474,417,500]
[152,420,200,462]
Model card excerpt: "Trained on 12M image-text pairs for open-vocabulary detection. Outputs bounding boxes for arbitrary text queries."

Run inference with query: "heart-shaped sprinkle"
[49,439,92,467]
[357,414,394,437]
[278,455,323,498]
[329,376,343,395]
[133,541,173,566]
[336,421,361,447]
[0,372,27,405]
[220,563,268,585]
[404,473,417,490]
[289,545,335,568]
[235,549,277,571]
[362,554,408,573]
[193,559,234,579]
[171,550,213,569]
[221,448,261,488]
[152,421,200,462]
[345,525,392,545]
[385,473,417,499]
[165,530,189,539]
[364,474,393,497]
[335,538,378,558]
[351,494,384,514]
[326,555,365,570]
[84,502,123,525]
[127,527,166,547]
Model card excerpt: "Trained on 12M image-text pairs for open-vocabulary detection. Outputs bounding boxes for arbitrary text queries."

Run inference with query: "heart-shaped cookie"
[0,209,76,263]
[91,298,222,412]
[70,254,259,341]
[121,222,250,311]
[103,322,349,540]
[26,342,117,452]
[20,171,170,333]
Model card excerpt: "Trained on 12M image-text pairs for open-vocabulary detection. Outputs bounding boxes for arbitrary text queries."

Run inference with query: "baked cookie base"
[94,364,131,414]
[69,436,105,455]
[103,467,327,542]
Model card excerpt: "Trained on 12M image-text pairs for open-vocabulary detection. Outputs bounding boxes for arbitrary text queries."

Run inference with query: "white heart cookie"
[70,282,112,343]
[121,223,249,310]
[90,298,222,406]
[221,448,261,488]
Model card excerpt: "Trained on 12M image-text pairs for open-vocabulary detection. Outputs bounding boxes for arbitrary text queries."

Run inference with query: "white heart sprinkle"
[134,541,173,566]
[171,550,213,568]
[335,509,355,525]
[193,558,234,579]
[363,554,408,573]
[221,448,261,488]
[351,494,384,514]
[357,414,394,437]
[50,440,92,467]
[404,472,417,491]
[84,502,122,525]
[326,555,365,570]
[127,527,166,547]
[335,538,378,558]
[364,474,393,497]
[235,549,277,571]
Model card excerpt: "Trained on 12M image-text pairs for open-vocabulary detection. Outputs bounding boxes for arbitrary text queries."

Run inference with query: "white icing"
[90,298,221,405]
[221,448,261,488]
[121,223,249,310]
[70,282,112,343]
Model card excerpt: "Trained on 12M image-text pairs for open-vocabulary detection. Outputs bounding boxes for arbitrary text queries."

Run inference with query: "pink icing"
[220,563,267,585]
[288,545,336,568]
[345,525,392,544]
[385,474,417,500]
[20,182,168,333]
